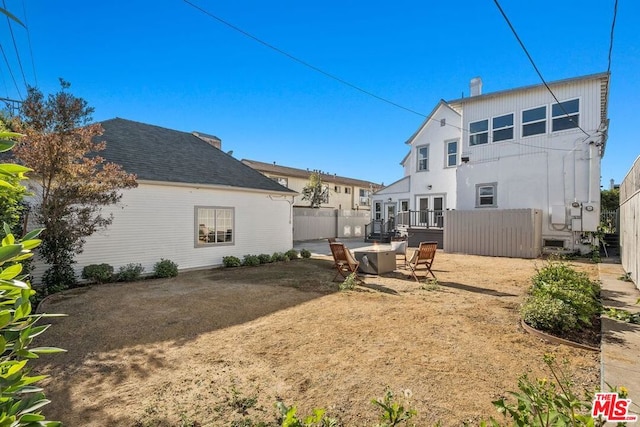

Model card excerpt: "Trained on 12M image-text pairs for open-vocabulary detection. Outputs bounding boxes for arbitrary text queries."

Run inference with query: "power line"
[3,0,27,89]
[607,0,618,75]
[0,43,21,99]
[21,0,37,86]
[182,0,427,118]
[492,0,591,138]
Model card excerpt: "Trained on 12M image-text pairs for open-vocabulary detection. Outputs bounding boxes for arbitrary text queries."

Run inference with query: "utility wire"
[21,0,37,86]
[183,0,427,118]
[3,0,27,89]
[185,0,591,153]
[0,43,21,99]
[607,0,618,75]
[492,0,591,138]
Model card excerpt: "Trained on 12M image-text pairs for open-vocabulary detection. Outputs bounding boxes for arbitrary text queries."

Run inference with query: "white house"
[373,72,609,254]
[65,118,297,276]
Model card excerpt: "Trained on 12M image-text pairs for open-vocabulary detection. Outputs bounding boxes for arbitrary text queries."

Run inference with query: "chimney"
[192,132,222,150]
[470,77,483,96]
[610,179,615,190]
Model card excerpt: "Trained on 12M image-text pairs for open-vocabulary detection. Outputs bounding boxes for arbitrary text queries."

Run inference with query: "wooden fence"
[443,209,542,258]
[620,156,640,289]
[293,208,370,241]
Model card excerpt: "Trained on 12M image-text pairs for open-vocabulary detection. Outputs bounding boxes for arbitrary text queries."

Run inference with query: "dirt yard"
[33,252,600,426]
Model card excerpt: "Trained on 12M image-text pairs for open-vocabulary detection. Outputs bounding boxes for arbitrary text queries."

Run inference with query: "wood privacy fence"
[443,209,542,258]
[620,156,640,289]
[293,208,370,241]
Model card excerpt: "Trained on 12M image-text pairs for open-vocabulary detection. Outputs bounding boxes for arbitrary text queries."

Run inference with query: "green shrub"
[300,248,311,259]
[258,253,272,264]
[81,263,114,284]
[284,249,299,260]
[242,254,260,267]
[339,273,358,291]
[271,252,287,262]
[117,263,145,282]
[521,260,601,334]
[223,256,242,268]
[153,258,178,278]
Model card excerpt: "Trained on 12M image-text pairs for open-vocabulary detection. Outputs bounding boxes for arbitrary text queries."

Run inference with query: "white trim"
[416,143,430,172]
[475,183,498,208]
[521,104,548,138]
[444,139,459,168]
[551,97,581,133]
[492,112,515,143]
[137,179,298,196]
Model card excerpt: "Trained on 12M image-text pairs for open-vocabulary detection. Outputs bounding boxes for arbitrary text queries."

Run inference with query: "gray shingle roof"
[98,118,295,193]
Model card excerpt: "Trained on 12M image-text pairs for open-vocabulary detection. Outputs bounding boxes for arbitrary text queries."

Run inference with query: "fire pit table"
[353,245,396,275]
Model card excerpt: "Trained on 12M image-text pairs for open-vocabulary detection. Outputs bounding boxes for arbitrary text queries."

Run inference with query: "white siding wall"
[455,77,605,251]
[71,182,294,275]
[620,156,640,289]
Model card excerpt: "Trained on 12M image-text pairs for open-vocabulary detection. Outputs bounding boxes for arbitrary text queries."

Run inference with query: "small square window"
[475,183,497,208]
[469,120,488,146]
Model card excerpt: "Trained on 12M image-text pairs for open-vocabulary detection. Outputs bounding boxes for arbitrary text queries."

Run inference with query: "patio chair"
[329,242,362,282]
[407,241,437,282]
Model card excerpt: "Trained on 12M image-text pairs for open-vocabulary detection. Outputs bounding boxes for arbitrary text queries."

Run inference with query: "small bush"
[242,254,260,267]
[154,258,178,278]
[81,263,114,284]
[117,263,145,282]
[300,248,311,259]
[271,252,286,262]
[521,294,579,333]
[223,256,242,268]
[258,253,272,264]
[284,249,299,260]
[339,273,358,291]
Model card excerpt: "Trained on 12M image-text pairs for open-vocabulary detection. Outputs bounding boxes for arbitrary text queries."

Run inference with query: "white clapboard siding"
[620,156,640,290]
[64,181,293,276]
[444,209,542,258]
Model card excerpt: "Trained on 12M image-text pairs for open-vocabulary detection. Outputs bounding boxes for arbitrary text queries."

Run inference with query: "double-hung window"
[196,207,234,245]
[469,120,489,146]
[476,183,497,208]
[552,99,579,131]
[522,106,547,136]
[417,145,429,171]
[492,114,514,142]
[445,140,458,167]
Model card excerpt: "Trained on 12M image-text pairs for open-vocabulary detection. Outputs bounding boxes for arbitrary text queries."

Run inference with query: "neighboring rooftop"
[241,159,382,189]
[98,118,295,193]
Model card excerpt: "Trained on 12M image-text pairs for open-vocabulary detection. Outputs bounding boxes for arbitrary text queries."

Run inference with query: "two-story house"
[374,72,609,254]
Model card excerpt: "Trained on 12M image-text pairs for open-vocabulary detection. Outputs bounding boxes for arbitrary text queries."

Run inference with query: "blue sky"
[0,0,636,187]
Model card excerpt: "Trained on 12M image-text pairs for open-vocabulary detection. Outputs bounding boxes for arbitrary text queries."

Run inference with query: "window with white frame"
[359,188,371,206]
[522,106,547,137]
[476,183,497,207]
[400,200,409,212]
[469,119,489,146]
[196,207,234,245]
[345,187,351,194]
[334,185,341,193]
[492,113,514,142]
[417,145,429,171]
[552,99,579,132]
[445,140,458,167]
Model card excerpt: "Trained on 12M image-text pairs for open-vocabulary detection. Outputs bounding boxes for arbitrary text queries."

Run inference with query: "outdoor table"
[353,245,396,275]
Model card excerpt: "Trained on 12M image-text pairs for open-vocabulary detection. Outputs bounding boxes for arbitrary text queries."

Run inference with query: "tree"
[301,171,329,208]
[13,80,137,293]
[601,188,619,211]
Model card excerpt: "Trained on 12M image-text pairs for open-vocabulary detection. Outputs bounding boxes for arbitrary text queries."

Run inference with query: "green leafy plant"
[602,307,640,324]
[339,273,358,291]
[81,263,114,284]
[521,260,601,334]
[243,254,261,267]
[275,401,337,427]
[223,256,242,268]
[0,130,64,425]
[258,253,273,264]
[285,249,299,260]
[371,388,417,427]
[153,258,178,278]
[300,249,311,259]
[619,272,633,282]
[490,354,600,427]
[420,277,439,291]
[117,263,145,282]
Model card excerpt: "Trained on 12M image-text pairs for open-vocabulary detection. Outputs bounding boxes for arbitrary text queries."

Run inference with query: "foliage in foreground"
[153,258,179,278]
[0,132,64,425]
